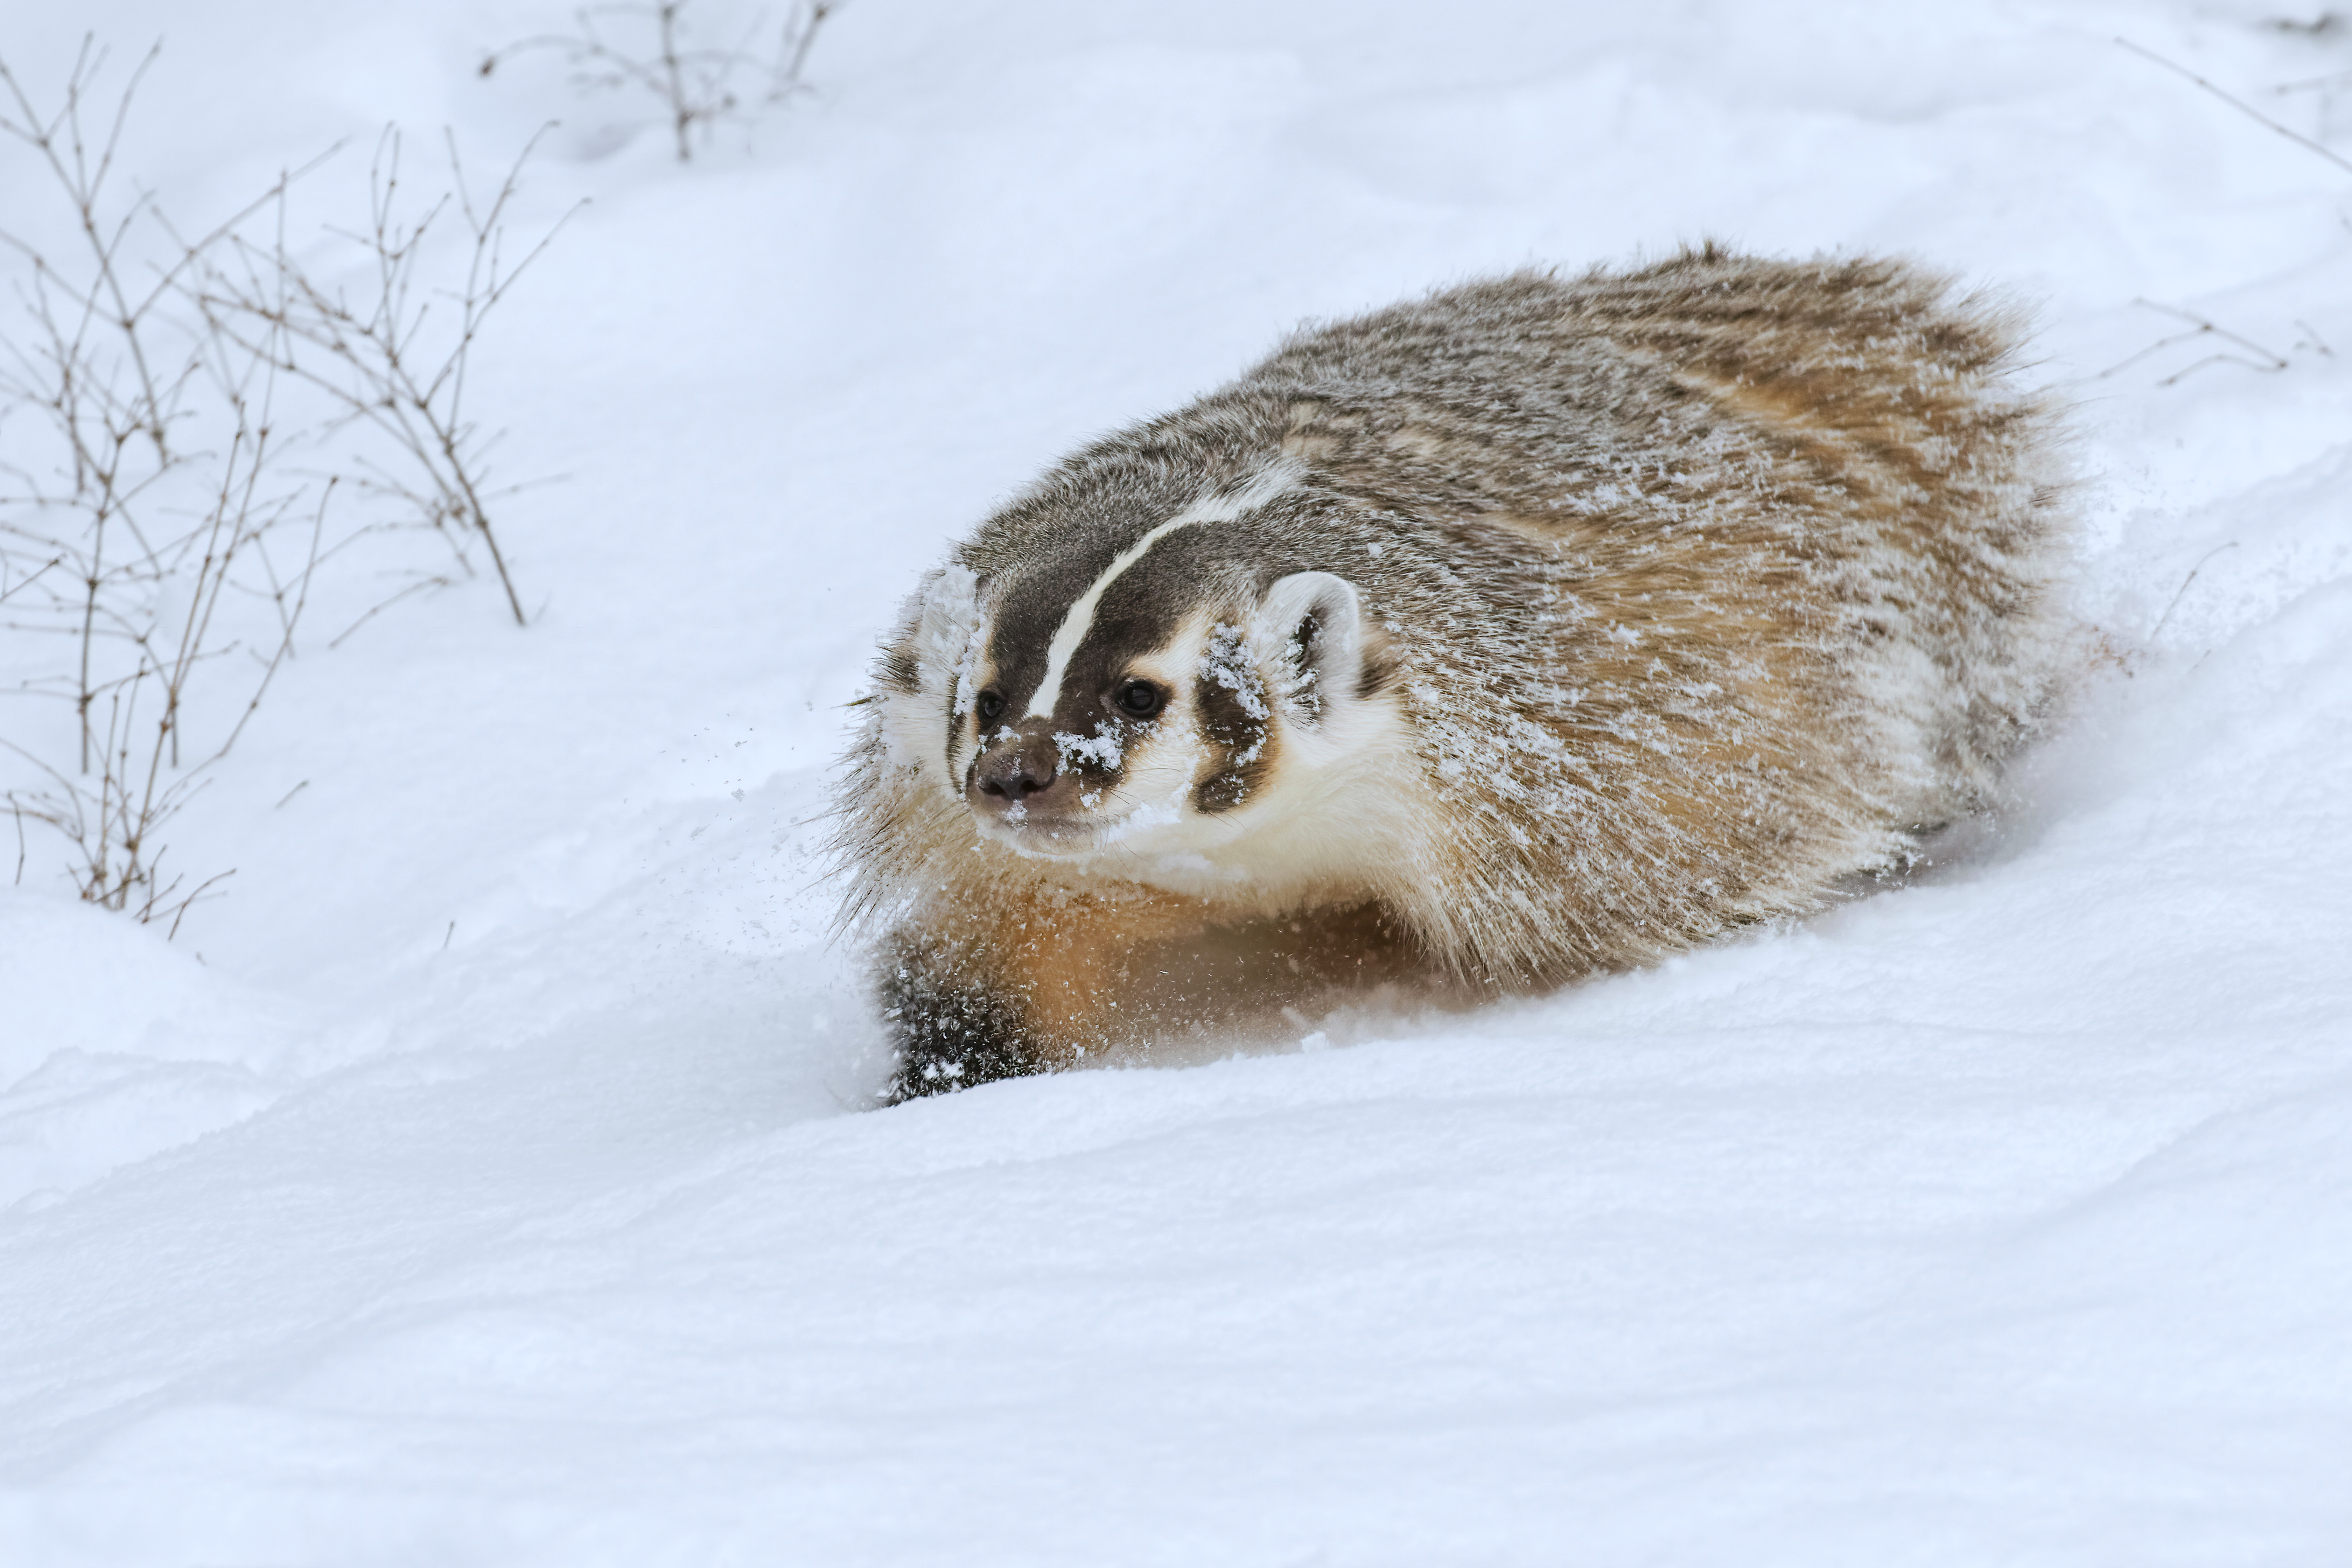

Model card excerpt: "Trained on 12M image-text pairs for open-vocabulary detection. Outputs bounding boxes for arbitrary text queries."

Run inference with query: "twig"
[2094,300,2289,386]
[482,0,835,161]
[162,867,233,940]
[217,477,331,758]
[2117,37,2352,177]
[775,2,835,99]
[2151,541,2239,642]
[327,574,455,649]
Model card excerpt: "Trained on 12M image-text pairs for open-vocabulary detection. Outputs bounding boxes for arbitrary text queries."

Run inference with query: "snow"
[4,0,2350,1562]
[1054,727,1126,769]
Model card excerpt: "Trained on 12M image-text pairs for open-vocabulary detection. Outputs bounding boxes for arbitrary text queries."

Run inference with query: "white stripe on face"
[1023,462,1300,720]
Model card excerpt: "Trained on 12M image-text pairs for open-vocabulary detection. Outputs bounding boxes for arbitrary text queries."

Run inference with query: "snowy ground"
[4,0,2350,1562]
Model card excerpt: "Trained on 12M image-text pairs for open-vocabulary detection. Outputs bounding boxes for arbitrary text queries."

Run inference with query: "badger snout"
[969,723,1066,818]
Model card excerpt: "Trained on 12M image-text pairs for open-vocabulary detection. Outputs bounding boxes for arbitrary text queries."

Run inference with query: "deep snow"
[3,0,2350,1563]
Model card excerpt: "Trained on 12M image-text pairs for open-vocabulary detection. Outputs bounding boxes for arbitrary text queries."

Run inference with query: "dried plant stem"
[3,40,562,929]
[2094,300,2290,386]
[194,127,572,628]
[658,2,692,162]
[2117,36,2352,178]
[777,2,834,94]
[482,0,835,162]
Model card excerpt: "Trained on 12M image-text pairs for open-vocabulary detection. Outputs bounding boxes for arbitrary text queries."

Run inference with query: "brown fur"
[834,247,2074,1100]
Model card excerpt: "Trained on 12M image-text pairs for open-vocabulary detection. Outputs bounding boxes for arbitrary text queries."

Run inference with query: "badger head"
[876,471,1407,895]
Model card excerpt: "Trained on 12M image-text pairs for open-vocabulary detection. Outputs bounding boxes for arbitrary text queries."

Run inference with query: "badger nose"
[973,727,1059,803]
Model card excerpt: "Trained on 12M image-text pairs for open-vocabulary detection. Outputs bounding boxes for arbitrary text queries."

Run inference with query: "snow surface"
[5,0,2351,1562]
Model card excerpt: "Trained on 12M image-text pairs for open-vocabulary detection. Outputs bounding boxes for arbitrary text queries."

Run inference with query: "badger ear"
[1256,570,1363,724]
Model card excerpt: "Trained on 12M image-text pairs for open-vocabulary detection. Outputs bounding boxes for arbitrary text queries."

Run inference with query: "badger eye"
[975,690,1005,724]
[1112,680,1164,719]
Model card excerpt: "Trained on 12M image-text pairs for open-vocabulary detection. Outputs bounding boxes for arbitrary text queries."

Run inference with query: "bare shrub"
[0,40,564,927]
[191,127,570,629]
[481,0,837,163]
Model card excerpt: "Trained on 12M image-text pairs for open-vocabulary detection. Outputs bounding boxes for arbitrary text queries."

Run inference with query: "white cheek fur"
[881,566,985,800]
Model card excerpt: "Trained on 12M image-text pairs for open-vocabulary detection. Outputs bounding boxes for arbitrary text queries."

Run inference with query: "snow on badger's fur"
[833,247,2073,1100]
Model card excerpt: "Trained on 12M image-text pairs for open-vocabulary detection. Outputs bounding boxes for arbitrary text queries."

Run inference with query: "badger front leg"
[871,888,1435,1103]
[874,922,1060,1100]
[874,888,1208,1102]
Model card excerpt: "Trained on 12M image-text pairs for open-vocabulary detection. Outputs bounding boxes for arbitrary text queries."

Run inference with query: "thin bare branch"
[2093,300,2291,386]
[2117,36,2352,177]
[482,0,835,161]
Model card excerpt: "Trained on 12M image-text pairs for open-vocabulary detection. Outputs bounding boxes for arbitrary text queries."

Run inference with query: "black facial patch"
[984,534,1129,718]
[1191,622,1276,814]
[1058,560,1189,707]
[983,528,1211,781]
[1288,611,1326,721]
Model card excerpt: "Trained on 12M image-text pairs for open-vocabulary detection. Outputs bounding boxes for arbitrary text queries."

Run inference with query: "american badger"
[836,248,2070,1101]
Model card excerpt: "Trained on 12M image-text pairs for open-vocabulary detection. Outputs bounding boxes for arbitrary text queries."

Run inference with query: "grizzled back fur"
[832,247,2071,1089]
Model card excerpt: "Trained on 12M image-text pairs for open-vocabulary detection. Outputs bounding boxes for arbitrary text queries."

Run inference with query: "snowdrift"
[3,0,2348,1562]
